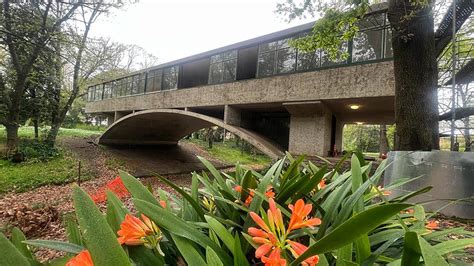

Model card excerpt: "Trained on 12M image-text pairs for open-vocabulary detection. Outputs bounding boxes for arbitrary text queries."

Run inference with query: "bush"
[1,153,473,265]
[18,139,60,162]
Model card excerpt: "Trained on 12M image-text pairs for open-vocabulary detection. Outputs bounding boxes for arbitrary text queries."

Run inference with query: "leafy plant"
[1,153,472,265]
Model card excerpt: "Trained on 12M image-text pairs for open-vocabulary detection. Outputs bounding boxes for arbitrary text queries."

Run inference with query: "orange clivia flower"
[287,240,319,266]
[376,186,391,196]
[318,179,326,190]
[66,250,93,266]
[288,199,321,232]
[249,198,321,265]
[117,214,162,247]
[159,200,167,208]
[261,248,287,266]
[425,220,440,230]
[234,185,242,193]
[265,185,276,198]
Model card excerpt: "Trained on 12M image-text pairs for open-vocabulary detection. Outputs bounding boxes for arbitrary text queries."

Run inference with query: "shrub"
[1,153,473,265]
[18,139,60,162]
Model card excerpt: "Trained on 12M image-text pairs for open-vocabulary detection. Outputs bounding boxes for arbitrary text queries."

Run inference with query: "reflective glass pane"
[277,38,291,49]
[209,62,223,84]
[259,41,277,53]
[223,50,237,60]
[321,42,348,67]
[162,67,178,90]
[297,50,320,70]
[257,51,275,77]
[358,13,385,30]
[276,48,296,73]
[352,29,383,62]
[222,60,237,82]
[385,29,393,58]
[211,54,222,63]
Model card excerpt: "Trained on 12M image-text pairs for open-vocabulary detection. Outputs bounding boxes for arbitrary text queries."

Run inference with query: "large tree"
[277,0,441,151]
[0,0,80,153]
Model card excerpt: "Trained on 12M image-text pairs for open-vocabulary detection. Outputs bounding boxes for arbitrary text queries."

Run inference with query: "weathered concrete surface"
[284,101,332,156]
[99,109,284,159]
[86,61,394,113]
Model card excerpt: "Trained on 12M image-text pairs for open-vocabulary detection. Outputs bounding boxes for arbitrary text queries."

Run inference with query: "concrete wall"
[86,61,394,113]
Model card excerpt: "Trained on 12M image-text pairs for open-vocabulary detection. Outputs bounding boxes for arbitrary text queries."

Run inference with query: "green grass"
[0,125,103,141]
[0,153,92,194]
[185,138,272,166]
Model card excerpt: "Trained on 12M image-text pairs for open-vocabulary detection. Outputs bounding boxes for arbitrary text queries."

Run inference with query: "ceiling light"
[349,105,361,110]
[356,122,364,125]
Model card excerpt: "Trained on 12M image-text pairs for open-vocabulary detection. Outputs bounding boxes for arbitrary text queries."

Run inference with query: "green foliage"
[18,139,60,162]
[3,155,473,265]
[343,124,395,153]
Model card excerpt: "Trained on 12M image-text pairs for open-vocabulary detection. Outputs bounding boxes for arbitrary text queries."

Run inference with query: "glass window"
[146,69,162,92]
[257,51,275,77]
[137,73,146,94]
[163,66,179,90]
[297,50,321,71]
[352,29,383,62]
[321,42,348,67]
[384,29,393,58]
[94,85,103,101]
[257,38,296,77]
[276,48,296,73]
[208,50,237,84]
[131,75,140,94]
[87,87,93,102]
[103,83,112,99]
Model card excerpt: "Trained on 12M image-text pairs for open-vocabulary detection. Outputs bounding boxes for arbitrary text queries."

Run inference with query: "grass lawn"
[0,126,103,140]
[0,126,101,194]
[0,154,90,193]
[185,138,272,166]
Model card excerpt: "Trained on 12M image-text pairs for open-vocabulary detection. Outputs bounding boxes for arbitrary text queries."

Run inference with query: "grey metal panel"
[383,151,474,218]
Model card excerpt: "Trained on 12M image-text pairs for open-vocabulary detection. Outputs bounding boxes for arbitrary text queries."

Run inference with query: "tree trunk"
[379,124,389,157]
[5,123,19,155]
[388,0,439,151]
[464,116,471,151]
[33,118,39,140]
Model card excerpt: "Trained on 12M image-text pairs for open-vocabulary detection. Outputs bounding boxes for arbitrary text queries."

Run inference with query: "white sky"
[90,0,315,63]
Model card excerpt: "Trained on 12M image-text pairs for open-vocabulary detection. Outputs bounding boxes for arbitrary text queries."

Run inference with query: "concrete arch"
[98,109,284,159]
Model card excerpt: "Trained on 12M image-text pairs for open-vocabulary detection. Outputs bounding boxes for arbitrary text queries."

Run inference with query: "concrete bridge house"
[85,5,395,159]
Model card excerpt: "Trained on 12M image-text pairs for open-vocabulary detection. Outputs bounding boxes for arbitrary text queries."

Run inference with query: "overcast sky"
[90,0,315,63]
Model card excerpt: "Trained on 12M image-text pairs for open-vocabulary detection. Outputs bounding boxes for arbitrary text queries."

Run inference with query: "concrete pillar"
[335,120,344,153]
[105,113,115,127]
[284,101,332,156]
[114,111,130,122]
[224,105,241,126]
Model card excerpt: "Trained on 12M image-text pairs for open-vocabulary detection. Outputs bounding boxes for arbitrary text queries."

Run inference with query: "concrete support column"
[114,111,130,122]
[284,101,332,156]
[105,113,115,127]
[335,120,344,153]
[224,105,241,126]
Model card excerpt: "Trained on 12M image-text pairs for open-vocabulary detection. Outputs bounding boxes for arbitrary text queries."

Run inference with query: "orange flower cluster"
[89,177,129,204]
[117,214,162,247]
[425,220,440,230]
[248,198,321,266]
[66,250,93,266]
[235,185,275,207]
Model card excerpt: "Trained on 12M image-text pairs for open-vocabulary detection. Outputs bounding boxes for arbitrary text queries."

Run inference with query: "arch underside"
[98,109,285,159]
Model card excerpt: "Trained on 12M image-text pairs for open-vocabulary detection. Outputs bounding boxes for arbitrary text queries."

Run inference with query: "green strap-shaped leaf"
[119,170,160,205]
[292,203,412,265]
[172,234,206,266]
[233,234,249,266]
[106,190,131,232]
[206,246,224,266]
[11,227,33,259]
[134,198,232,265]
[64,215,83,246]
[433,238,474,255]
[205,215,234,254]
[128,246,165,266]
[23,240,83,254]
[401,231,421,266]
[0,232,30,266]
[417,235,448,266]
[72,186,129,266]
[336,244,353,266]
[154,174,205,221]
